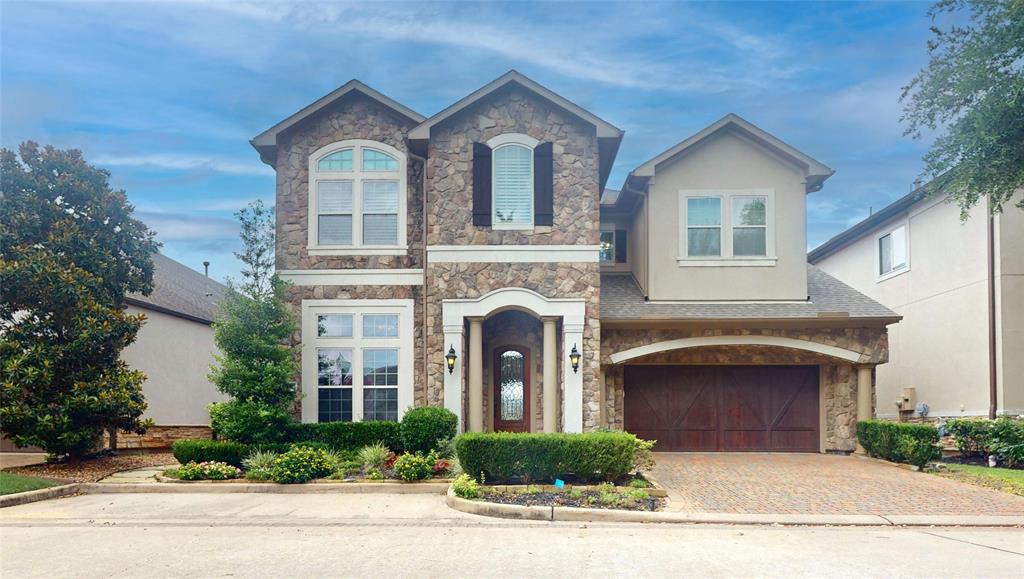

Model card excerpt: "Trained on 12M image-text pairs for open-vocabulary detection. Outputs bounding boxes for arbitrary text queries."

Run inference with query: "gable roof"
[127,253,228,325]
[250,80,425,167]
[600,265,899,323]
[631,113,834,192]
[408,70,624,190]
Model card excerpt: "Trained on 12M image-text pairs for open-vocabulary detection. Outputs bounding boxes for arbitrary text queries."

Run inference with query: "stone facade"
[423,86,603,429]
[274,92,424,270]
[107,425,213,450]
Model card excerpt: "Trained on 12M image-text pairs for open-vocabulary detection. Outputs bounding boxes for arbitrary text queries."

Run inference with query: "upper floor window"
[307,140,406,255]
[678,190,775,265]
[877,223,909,280]
[484,133,541,230]
[600,227,627,265]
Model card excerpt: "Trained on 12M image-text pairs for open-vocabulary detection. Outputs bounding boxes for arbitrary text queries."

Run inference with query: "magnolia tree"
[0,142,158,459]
[208,200,299,444]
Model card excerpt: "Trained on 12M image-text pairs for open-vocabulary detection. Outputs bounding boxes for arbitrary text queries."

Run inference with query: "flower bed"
[478,482,663,512]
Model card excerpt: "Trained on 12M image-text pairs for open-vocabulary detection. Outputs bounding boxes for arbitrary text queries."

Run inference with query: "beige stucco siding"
[121,305,224,425]
[815,198,992,418]
[629,197,648,294]
[996,193,1024,414]
[646,131,809,301]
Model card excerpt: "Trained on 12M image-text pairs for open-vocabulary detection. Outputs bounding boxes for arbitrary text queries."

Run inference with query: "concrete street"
[2,493,1023,578]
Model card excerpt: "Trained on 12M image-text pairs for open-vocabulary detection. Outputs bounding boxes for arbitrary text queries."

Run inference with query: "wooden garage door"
[624,365,819,452]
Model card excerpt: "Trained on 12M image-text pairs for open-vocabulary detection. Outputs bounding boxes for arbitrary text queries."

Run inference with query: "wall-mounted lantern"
[445,345,458,375]
[569,343,581,374]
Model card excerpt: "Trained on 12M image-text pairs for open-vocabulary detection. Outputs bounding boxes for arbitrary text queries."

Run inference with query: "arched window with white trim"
[487,133,538,229]
[308,140,407,254]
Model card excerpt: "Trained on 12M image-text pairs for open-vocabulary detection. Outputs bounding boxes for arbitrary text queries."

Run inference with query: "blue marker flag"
[554,478,565,489]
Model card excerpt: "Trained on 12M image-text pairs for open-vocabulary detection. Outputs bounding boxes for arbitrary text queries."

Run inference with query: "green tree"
[900,0,1024,218]
[208,200,298,444]
[0,142,158,459]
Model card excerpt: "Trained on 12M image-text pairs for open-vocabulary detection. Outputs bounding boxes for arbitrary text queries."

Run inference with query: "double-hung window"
[308,140,406,254]
[877,223,909,279]
[302,301,413,424]
[679,190,774,264]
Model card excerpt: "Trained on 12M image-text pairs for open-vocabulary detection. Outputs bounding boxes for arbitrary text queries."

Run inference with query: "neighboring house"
[2,253,227,452]
[252,70,898,453]
[809,188,1023,421]
[116,253,227,448]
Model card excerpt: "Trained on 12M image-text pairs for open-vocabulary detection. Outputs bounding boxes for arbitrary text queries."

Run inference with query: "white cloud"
[137,211,238,242]
[93,153,273,177]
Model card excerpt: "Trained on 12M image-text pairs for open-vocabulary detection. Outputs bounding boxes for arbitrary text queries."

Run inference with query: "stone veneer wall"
[423,85,603,429]
[106,426,213,450]
[274,92,424,270]
[482,311,545,432]
[601,326,890,452]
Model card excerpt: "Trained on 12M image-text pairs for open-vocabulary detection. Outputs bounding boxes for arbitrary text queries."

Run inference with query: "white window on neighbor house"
[877,223,909,280]
[488,133,538,229]
[301,300,414,424]
[678,190,775,265]
[599,229,616,263]
[307,140,406,254]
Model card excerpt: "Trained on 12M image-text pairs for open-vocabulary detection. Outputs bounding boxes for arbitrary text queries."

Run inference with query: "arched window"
[487,133,538,229]
[308,140,406,254]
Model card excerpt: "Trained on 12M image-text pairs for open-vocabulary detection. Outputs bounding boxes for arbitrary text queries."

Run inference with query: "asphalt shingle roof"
[600,265,899,321]
[127,253,228,324]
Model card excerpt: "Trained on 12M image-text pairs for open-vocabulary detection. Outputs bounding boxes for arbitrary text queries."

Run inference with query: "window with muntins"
[308,141,405,252]
[679,190,774,263]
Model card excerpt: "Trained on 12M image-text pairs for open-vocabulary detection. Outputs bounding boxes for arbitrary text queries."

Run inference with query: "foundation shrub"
[172,439,249,468]
[946,419,994,457]
[857,420,940,466]
[400,407,458,454]
[269,445,334,484]
[988,418,1024,467]
[454,431,650,483]
[289,421,403,453]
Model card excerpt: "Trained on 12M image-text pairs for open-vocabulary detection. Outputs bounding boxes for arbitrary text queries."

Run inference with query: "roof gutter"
[125,297,214,326]
[988,202,998,419]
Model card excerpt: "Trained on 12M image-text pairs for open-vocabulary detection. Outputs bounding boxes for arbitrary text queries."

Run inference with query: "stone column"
[856,365,873,453]
[542,317,558,433]
[468,317,484,433]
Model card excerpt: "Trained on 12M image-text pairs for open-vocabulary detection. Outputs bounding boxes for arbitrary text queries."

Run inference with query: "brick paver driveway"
[650,453,1024,516]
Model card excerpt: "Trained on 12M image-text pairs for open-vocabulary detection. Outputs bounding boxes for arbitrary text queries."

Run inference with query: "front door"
[493,347,531,432]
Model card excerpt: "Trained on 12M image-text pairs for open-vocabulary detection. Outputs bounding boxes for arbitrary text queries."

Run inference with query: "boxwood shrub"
[455,431,650,483]
[856,420,940,467]
[172,439,249,468]
[400,407,458,454]
[289,421,403,452]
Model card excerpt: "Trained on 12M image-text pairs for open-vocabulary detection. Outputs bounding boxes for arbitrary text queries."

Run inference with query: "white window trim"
[487,133,537,231]
[875,220,910,282]
[301,299,414,424]
[307,139,407,255]
[677,189,776,267]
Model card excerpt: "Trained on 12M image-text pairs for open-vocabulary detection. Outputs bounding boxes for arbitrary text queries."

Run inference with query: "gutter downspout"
[988,202,998,419]
[409,148,430,402]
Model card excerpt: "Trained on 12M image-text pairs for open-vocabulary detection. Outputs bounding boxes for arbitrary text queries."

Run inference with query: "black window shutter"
[472,143,492,226]
[615,230,627,263]
[534,142,554,226]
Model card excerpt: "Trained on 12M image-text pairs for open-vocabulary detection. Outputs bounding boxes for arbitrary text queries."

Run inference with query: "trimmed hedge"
[945,418,993,457]
[455,431,651,483]
[400,407,458,454]
[947,417,1024,467]
[172,440,249,468]
[289,421,403,452]
[856,420,940,467]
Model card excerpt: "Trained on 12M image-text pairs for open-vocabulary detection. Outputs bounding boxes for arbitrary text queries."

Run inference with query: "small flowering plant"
[433,458,450,474]
[177,461,242,481]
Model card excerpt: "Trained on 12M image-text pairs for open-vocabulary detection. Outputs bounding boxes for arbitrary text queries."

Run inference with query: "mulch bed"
[4,452,177,483]
[481,489,664,512]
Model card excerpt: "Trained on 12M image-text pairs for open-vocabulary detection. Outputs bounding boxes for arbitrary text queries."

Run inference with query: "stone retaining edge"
[0,483,81,508]
[444,487,1024,527]
[84,481,449,494]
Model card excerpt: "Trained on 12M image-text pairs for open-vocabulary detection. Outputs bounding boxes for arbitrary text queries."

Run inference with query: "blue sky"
[2,1,939,283]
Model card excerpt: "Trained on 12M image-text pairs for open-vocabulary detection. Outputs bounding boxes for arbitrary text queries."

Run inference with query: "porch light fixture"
[569,344,581,374]
[445,345,458,375]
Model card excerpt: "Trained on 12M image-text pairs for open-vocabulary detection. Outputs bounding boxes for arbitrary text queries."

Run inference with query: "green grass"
[936,464,1024,496]
[0,472,58,495]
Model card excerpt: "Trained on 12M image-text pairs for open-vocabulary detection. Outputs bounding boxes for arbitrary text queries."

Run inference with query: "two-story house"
[251,71,898,453]
[810,187,1023,421]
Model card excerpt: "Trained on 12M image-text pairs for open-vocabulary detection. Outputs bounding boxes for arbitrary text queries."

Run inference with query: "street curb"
[444,488,1024,527]
[84,481,449,494]
[0,483,81,508]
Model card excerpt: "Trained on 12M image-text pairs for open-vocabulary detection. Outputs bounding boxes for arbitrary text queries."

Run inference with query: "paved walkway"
[0,453,48,469]
[96,464,176,484]
[649,452,1024,515]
